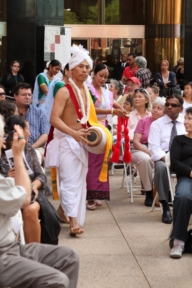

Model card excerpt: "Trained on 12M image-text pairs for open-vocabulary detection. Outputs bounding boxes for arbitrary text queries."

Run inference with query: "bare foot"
[69,217,84,236]
[57,205,70,224]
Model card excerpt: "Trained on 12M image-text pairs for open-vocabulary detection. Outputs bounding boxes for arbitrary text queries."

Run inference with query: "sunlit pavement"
[47,170,192,288]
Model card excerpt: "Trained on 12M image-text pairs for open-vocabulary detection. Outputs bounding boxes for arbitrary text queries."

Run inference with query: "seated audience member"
[173,57,184,74]
[146,84,160,103]
[0,99,18,118]
[119,77,141,106]
[181,82,192,115]
[13,82,49,155]
[148,94,185,224]
[135,56,152,88]
[176,58,184,90]
[1,60,25,98]
[0,115,48,243]
[155,60,176,97]
[169,107,192,259]
[129,88,151,140]
[0,117,79,288]
[0,85,6,101]
[112,97,133,135]
[123,97,133,115]
[109,79,124,103]
[132,97,165,206]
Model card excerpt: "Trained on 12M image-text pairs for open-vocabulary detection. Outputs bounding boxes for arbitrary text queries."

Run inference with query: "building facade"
[0,0,191,83]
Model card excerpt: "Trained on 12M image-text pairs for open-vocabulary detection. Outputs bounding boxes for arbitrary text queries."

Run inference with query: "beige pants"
[0,241,79,288]
[131,150,153,191]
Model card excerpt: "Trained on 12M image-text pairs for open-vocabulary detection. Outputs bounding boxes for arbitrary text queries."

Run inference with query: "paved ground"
[48,170,192,288]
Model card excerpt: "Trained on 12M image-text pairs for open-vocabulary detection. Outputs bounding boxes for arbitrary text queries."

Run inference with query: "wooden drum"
[85,126,106,154]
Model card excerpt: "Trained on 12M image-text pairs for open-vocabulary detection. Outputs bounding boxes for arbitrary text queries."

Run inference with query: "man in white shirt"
[148,94,185,224]
[0,117,79,288]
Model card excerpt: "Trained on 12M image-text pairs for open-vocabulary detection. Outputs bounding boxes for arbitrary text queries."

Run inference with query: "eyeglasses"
[165,103,181,108]
[18,93,32,97]
[0,92,5,96]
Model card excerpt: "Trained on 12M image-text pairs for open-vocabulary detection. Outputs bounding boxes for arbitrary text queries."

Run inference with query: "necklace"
[69,78,90,124]
[46,72,53,80]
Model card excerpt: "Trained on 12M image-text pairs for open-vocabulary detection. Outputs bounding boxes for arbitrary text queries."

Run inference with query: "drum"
[85,126,107,154]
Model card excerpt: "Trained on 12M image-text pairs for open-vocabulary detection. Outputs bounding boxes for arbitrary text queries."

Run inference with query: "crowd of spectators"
[0,51,191,287]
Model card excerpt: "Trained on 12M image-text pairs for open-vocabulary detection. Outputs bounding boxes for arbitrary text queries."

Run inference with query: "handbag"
[36,192,61,245]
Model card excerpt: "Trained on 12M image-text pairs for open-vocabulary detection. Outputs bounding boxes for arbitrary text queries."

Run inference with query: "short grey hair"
[110,79,124,95]
[135,56,147,68]
[133,88,152,111]
[152,96,166,107]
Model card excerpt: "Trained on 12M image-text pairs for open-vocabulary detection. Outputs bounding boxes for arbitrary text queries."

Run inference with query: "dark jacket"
[1,72,25,96]
[113,62,129,80]
[155,71,176,97]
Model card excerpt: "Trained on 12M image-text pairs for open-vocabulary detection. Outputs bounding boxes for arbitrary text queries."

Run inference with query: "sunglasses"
[165,103,181,108]
[134,88,148,96]
[0,92,5,96]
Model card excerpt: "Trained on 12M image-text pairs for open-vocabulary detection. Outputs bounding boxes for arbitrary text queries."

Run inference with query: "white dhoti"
[45,129,88,226]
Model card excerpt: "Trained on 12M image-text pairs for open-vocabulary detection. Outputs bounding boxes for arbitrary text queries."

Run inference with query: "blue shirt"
[20,105,50,145]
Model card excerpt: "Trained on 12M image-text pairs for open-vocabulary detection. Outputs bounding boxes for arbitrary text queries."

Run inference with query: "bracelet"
[111,108,114,115]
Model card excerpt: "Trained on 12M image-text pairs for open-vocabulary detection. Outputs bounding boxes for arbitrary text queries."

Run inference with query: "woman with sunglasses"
[32,59,61,122]
[129,88,152,141]
[1,60,24,98]
[132,97,165,206]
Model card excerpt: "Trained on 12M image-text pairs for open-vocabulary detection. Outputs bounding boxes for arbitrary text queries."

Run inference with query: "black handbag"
[36,192,61,245]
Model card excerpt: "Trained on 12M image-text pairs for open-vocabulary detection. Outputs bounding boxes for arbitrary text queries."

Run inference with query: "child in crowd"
[123,96,133,116]
[112,96,133,135]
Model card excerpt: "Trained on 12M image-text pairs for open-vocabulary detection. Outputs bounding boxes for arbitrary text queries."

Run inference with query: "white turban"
[69,45,93,70]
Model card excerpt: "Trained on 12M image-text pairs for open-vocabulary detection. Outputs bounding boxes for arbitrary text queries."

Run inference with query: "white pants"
[58,134,88,226]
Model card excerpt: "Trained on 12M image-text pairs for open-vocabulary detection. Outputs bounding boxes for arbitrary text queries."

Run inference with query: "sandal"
[70,227,84,236]
[95,200,102,207]
[86,202,96,210]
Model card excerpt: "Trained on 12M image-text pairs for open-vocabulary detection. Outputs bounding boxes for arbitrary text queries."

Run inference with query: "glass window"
[64,0,145,25]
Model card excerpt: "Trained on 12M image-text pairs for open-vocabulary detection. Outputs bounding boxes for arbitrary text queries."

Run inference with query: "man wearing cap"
[119,77,141,106]
[46,45,93,235]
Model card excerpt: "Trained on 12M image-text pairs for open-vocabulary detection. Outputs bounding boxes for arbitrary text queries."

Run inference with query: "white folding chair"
[11,209,25,245]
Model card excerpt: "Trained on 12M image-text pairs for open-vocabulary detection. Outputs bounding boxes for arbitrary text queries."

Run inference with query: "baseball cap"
[127,77,141,87]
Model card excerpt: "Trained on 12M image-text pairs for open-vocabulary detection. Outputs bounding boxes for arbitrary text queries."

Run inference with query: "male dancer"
[47,46,92,235]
